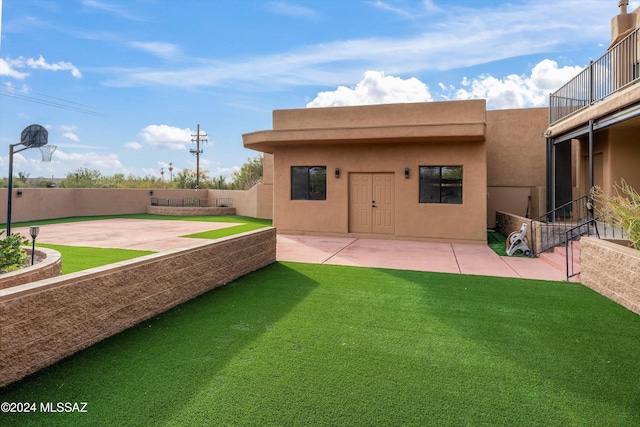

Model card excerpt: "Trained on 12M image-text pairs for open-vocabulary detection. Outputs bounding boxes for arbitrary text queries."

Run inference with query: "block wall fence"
[0,185,274,224]
[0,228,276,387]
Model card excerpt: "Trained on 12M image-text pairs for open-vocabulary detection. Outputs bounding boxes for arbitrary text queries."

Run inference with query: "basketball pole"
[6,143,29,236]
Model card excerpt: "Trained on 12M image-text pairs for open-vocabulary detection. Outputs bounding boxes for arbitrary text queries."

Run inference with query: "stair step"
[539,251,566,272]
[539,240,581,279]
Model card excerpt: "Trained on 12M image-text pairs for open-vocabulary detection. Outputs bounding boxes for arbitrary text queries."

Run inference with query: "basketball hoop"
[39,145,57,162]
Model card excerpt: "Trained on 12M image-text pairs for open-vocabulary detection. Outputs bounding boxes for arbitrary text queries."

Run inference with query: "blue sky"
[0,0,635,180]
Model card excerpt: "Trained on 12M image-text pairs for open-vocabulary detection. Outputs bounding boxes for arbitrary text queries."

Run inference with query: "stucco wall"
[0,187,273,224]
[485,108,548,226]
[273,141,487,244]
[0,228,276,387]
[580,237,640,315]
[273,100,487,130]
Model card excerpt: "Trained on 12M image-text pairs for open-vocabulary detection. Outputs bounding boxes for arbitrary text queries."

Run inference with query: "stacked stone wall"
[0,248,62,290]
[580,237,640,315]
[0,228,276,387]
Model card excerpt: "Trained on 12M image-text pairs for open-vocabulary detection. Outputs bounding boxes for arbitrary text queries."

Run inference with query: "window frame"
[290,166,327,201]
[418,166,463,204]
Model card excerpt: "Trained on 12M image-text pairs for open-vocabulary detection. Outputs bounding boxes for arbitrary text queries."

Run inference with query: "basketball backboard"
[20,124,48,148]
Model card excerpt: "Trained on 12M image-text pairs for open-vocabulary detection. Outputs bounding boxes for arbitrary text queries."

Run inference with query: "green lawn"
[36,244,155,274]
[1,262,639,426]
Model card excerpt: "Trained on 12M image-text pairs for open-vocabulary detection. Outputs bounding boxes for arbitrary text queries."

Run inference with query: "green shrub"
[592,179,640,249]
[0,231,30,273]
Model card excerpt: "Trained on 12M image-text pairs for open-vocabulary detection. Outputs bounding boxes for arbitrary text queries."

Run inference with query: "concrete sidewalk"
[277,234,567,281]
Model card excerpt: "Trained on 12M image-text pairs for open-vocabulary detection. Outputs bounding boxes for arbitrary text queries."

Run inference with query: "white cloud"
[138,124,193,151]
[306,59,585,110]
[265,2,319,19]
[105,1,608,89]
[368,0,441,19]
[306,70,432,107]
[0,59,29,79]
[0,149,125,178]
[59,125,78,132]
[452,59,584,109]
[5,56,82,79]
[81,0,146,21]
[125,141,143,150]
[62,132,80,142]
[128,41,180,59]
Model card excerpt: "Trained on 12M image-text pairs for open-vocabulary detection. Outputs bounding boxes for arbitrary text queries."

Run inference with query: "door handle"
[372,201,377,208]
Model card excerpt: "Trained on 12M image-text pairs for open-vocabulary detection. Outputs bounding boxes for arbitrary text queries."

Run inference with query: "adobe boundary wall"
[580,237,640,315]
[0,248,62,290]
[0,228,276,388]
[0,187,273,223]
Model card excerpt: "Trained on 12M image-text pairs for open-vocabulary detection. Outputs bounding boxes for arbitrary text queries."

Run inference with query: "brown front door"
[349,173,394,234]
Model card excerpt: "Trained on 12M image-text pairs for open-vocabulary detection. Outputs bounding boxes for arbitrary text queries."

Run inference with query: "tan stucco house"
[244,100,548,244]
[546,0,640,213]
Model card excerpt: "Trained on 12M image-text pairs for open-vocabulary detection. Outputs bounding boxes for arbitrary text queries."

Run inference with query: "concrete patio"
[13,219,568,281]
[277,234,568,281]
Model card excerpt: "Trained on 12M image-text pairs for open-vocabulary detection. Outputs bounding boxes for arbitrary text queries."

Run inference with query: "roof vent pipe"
[619,0,629,14]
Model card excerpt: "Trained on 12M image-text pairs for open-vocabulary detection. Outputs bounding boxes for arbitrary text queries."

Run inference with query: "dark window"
[419,166,462,204]
[291,166,327,200]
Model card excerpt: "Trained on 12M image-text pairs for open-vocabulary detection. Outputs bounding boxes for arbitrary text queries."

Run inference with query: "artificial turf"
[487,229,509,256]
[1,262,639,426]
[35,244,155,274]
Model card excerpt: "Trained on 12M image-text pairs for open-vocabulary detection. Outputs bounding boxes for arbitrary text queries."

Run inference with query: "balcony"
[550,26,640,125]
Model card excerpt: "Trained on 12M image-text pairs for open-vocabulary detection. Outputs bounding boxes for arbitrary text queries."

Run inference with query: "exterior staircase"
[539,240,581,282]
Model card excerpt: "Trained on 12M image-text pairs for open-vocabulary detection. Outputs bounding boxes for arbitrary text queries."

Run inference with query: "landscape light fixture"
[29,226,40,265]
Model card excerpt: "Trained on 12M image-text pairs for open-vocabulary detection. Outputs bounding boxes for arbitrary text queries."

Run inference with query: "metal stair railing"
[563,216,628,281]
[530,196,592,255]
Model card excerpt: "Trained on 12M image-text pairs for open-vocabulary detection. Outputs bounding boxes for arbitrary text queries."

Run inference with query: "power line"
[0,84,107,117]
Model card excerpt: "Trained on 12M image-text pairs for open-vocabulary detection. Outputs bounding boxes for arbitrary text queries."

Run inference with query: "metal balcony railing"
[550,26,640,125]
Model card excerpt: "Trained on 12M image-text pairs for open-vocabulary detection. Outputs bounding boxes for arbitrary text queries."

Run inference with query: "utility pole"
[190,124,207,190]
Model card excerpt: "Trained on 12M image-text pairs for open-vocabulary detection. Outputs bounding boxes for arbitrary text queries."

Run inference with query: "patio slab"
[11,219,568,281]
[277,235,568,281]
[12,219,241,251]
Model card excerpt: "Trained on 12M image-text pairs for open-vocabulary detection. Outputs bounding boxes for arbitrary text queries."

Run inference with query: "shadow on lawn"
[0,263,317,427]
[380,267,640,424]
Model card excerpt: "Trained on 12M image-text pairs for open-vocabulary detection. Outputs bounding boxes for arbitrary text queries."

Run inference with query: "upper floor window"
[419,166,463,204]
[291,166,327,200]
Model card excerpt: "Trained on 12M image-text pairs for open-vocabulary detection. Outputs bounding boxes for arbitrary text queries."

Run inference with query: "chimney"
[619,0,629,14]
[611,0,634,48]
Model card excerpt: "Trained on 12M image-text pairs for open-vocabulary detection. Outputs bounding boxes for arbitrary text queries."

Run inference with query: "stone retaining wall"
[147,206,236,216]
[496,211,530,237]
[0,228,276,387]
[580,237,640,315]
[0,248,62,290]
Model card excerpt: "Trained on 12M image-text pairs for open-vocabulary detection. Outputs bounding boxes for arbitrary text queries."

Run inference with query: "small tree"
[59,168,102,188]
[591,179,640,249]
[175,168,211,189]
[230,156,263,190]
